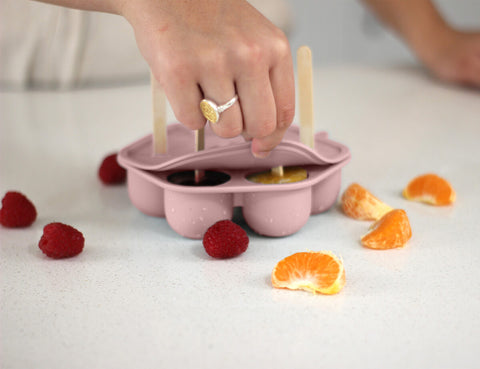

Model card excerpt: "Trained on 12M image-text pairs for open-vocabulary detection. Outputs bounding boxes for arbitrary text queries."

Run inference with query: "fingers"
[157,43,295,158]
[159,69,206,131]
[235,69,276,141]
[434,34,480,88]
[250,125,290,158]
[463,36,480,87]
[199,66,243,138]
[464,56,480,87]
[249,70,294,158]
[242,33,295,157]
[270,44,296,132]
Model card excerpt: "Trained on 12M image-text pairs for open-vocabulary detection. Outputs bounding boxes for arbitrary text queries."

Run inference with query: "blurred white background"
[286,0,480,66]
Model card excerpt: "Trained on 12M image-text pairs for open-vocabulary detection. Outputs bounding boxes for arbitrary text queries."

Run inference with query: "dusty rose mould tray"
[118,123,350,239]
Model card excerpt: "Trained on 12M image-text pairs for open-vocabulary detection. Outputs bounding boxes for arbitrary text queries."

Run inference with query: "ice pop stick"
[151,71,167,155]
[270,46,314,177]
[297,46,315,149]
[194,127,205,183]
[271,166,284,177]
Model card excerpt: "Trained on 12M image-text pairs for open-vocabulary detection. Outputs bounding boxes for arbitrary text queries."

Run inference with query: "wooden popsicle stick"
[271,166,284,177]
[297,45,315,149]
[270,46,314,177]
[151,71,167,155]
[194,127,205,183]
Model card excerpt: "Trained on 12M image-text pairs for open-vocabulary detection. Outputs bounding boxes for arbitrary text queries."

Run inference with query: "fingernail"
[253,150,271,159]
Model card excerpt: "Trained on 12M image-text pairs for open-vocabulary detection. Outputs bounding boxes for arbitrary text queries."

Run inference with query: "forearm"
[361,0,455,63]
[32,0,123,15]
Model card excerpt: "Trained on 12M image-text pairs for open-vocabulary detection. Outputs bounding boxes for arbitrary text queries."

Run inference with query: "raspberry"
[98,153,126,185]
[203,220,249,259]
[38,222,85,259]
[0,191,37,228]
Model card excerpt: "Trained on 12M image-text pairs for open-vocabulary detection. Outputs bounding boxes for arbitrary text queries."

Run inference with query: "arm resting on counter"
[362,0,480,87]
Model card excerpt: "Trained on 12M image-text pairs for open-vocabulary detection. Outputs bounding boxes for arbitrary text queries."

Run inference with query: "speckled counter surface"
[1,66,479,369]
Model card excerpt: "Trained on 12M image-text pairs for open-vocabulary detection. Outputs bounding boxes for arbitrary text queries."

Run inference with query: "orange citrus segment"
[403,174,455,206]
[361,209,412,250]
[341,183,393,220]
[271,251,345,295]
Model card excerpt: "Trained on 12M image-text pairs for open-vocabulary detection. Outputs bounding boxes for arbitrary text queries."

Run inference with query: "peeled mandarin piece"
[361,209,412,250]
[341,183,393,221]
[247,166,308,184]
[403,174,455,205]
[271,251,345,295]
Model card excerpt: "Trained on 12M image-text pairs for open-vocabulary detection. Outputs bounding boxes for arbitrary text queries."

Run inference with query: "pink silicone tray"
[118,123,350,239]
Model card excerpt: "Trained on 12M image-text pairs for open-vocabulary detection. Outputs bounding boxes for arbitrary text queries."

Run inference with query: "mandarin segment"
[361,209,412,250]
[271,251,345,295]
[341,183,393,221]
[403,174,455,206]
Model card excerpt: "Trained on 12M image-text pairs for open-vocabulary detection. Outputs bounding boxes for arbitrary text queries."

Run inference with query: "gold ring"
[200,95,238,123]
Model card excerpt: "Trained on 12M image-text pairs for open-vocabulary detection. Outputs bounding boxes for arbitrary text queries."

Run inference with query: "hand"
[361,0,480,89]
[421,30,480,88]
[121,0,295,157]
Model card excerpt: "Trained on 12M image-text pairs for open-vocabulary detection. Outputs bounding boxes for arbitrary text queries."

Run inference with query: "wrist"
[119,0,167,34]
[116,0,137,19]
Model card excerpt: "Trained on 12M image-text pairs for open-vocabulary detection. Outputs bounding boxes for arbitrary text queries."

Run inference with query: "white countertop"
[1,65,479,369]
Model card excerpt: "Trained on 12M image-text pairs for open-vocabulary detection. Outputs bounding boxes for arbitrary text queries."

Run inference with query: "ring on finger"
[200,95,238,123]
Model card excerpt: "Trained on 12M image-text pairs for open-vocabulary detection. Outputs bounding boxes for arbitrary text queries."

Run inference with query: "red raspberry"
[0,191,37,228]
[203,220,249,259]
[98,153,126,185]
[38,222,85,259]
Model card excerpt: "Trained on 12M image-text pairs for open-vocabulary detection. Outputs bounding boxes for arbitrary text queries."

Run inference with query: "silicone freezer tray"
[118,123,350,239]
